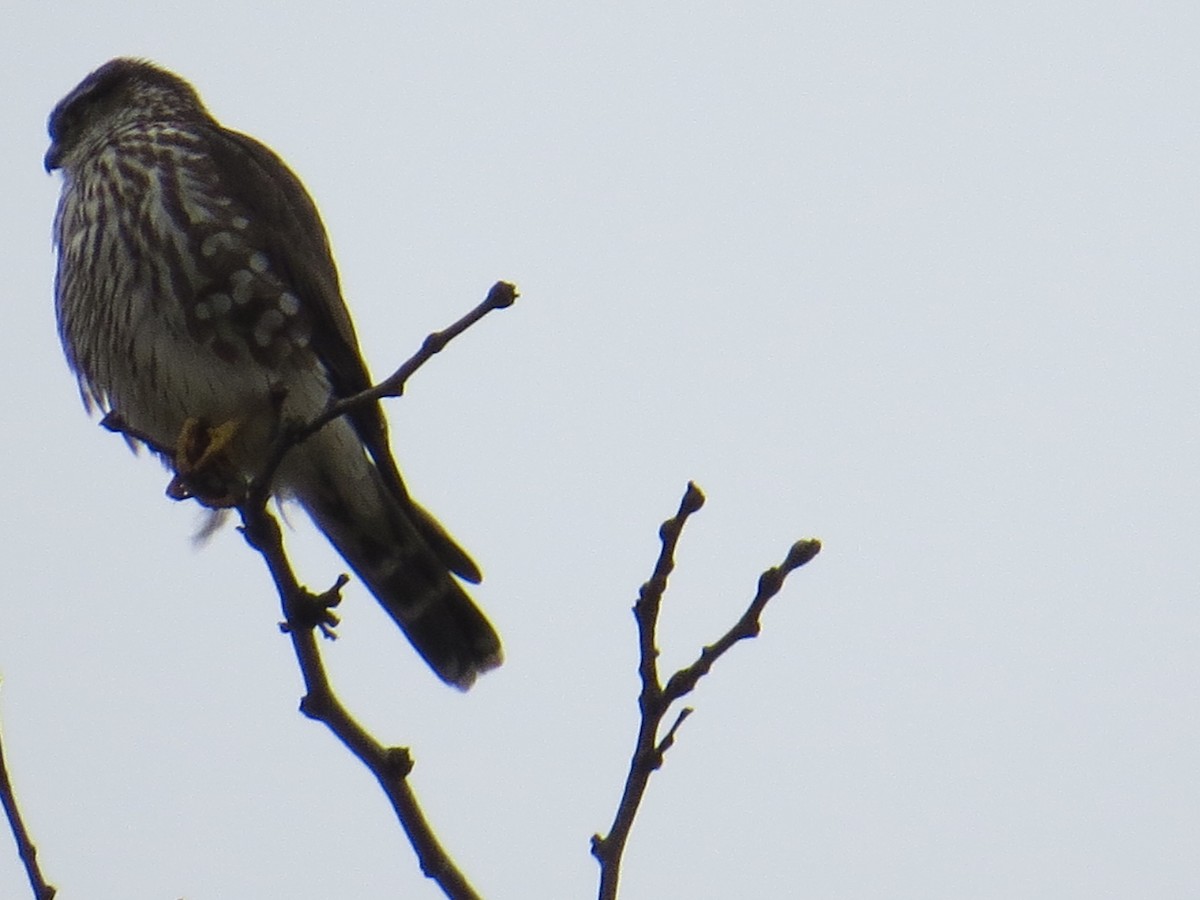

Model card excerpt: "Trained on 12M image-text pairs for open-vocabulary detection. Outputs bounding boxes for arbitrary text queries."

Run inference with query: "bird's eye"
[48,106,72,143]
[50,70,126,143]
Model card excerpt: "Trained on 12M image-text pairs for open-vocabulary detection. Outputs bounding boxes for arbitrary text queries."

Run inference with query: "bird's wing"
[201,128,372,408]
[200,124,481,583]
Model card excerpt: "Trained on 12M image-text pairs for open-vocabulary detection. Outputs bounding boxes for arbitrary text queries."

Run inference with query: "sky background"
[2,2,1198,898]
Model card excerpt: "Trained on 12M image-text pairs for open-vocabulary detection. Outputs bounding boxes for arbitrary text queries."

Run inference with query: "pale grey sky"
[2,3,1198,898]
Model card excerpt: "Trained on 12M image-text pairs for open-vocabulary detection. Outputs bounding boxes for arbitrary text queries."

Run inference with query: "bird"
[45,57,502,689]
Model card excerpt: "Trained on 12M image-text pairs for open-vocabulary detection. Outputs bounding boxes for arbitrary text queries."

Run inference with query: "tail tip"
[446,647,504,691]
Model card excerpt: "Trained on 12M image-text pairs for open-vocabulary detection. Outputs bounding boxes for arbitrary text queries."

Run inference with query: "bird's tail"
[284,424,502,689]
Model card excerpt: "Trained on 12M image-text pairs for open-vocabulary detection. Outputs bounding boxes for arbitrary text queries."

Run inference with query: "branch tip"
[656,706,694,758]
[784,538,822,572]
[487,280,519,308]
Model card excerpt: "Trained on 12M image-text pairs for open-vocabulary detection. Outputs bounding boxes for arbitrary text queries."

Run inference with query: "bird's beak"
[44,143,61,173]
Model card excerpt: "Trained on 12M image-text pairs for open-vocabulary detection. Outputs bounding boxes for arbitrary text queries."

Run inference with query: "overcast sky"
[2,2,1198,898]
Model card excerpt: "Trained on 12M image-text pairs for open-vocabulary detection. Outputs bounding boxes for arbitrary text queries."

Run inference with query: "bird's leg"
[166,416,246,508]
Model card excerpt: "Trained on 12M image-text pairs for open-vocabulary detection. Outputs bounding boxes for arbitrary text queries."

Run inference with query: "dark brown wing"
[200,124,481,583]
[200,128,381,440]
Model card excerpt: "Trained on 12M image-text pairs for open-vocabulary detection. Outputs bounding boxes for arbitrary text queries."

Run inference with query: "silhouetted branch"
[591,482,821,900]
[237,505,482,900]
[231,282,514,899]
[0,713,56,900]
[246,280,517,509]
[662,537,822,703]
[102,281,515,899]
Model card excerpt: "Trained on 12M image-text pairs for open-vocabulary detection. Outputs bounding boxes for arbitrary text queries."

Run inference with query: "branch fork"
[592,481,821,900]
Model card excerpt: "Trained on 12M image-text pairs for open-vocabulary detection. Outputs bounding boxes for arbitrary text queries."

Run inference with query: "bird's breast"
[53,149,328,473]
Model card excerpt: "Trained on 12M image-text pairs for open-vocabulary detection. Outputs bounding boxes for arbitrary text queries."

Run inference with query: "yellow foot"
[167,417,245,508]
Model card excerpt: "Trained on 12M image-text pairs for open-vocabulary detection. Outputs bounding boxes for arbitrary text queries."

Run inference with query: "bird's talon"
[168,417,245,508]
[176,416,241,473]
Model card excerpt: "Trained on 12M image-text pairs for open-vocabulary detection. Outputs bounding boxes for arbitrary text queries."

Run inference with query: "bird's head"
[45,57,209,173]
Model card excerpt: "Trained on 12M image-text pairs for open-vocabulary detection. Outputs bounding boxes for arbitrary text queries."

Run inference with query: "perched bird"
[45,58,502,689]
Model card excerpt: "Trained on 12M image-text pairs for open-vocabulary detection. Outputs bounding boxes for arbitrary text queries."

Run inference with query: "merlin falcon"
[45,58,502,689]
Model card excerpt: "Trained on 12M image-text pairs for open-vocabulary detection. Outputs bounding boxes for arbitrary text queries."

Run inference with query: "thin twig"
[247,280,517,509]
[102,282,515,898]
[639,482,705,697]
[591,484,820,900]
[590,483,707,899]
[662,538,822,703]
[0,713,56,900]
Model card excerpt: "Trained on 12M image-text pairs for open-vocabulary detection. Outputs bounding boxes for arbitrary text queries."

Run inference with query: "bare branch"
[100,411,163,450]
[0,713,56,900]
[98,284,515,897]
[224,284,515,898]
[592,484,820,900]
[635,481,706,706]
[237,505,481,900]
[654,706,693,760]
[663,538,822,703]
[590,483,707,897]
[246,280,517,509]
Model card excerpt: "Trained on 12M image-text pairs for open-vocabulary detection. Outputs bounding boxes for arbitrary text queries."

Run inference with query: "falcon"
[45,58,502,689]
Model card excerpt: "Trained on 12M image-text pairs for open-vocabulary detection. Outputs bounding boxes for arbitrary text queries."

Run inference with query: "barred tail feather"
[286,433,502,689]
